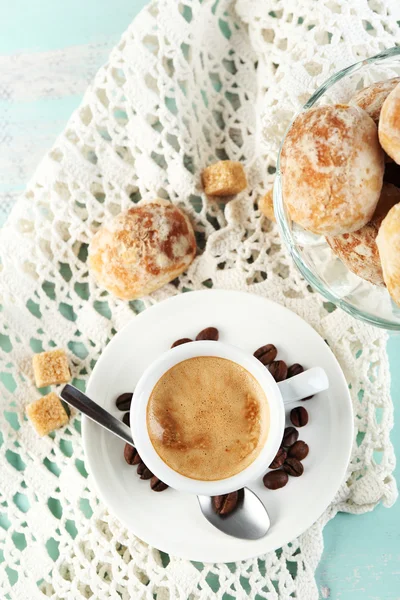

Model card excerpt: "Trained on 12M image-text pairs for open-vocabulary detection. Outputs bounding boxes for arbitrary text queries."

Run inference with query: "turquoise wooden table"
[2,1,399,598]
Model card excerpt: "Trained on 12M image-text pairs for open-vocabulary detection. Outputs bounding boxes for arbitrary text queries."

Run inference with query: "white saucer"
[82,290,353,563]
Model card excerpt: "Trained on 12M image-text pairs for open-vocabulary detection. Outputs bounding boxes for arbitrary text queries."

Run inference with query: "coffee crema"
[147,356,269,481]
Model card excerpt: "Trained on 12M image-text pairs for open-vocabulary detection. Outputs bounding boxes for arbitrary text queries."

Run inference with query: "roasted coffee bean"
[253,344,277,366]
[282,426,299,447]
[269,448,287,469]
[116,393,133,412]
[137,462,153,480]
[212,490,239,515]
[171,338,192,348]
[124,444,141,466]
[212,495,224,513]
[263,470,288,490]
[196,327,219,341]
[150,476,169,492]
[283,458,304,477]
[132,452,142,466]
[269,360,288,382]
[290,406,309,427]
[288,441,309,461]
[287,363,304,378]
[122,412,130,427]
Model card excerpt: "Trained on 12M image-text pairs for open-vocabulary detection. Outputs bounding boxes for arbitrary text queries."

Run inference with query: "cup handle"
[277,367,329,404]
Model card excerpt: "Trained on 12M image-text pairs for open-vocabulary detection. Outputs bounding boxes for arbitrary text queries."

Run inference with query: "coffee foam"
[147,356,269,481]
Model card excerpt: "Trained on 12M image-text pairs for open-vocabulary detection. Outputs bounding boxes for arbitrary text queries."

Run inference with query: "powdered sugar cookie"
[281,104,384,236]
[89,199,196,300]
[377,202,400,306]
[379,81,400,165]
[327,183,400,286]
[350,78,400,124]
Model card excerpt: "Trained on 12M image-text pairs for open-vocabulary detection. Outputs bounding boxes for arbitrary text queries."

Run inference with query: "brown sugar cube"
[201,160,247,197]
[32,349,70,388]
[258,188,275,222]
[26,392,69,436]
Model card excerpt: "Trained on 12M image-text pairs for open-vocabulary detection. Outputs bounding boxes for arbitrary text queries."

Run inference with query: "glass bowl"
[274,46,400,330]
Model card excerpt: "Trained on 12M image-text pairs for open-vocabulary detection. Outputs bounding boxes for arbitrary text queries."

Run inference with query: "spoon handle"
[60,384,135,447]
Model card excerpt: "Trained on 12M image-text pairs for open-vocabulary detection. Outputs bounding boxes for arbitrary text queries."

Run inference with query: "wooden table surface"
[1,1,399,598]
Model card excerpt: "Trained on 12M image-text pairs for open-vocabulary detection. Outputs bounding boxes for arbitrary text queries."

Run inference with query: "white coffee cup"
[131,341,328,496]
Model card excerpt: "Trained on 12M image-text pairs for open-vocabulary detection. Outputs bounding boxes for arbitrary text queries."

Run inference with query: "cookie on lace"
[327,183,400,286]
[202,160,247,196]
[26,392,69,436]
[89,199,196,300]
[32,349,70,388]
[281,104,384,236]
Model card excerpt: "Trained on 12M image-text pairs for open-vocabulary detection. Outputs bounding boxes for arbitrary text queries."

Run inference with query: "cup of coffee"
[131,341,288,496]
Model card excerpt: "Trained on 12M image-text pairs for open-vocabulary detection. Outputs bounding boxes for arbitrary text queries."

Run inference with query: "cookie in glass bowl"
[280,104,384,236]
[326,183,400,286]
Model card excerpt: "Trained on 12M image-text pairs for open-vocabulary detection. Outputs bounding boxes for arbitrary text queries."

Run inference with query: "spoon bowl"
[198,488,271,540]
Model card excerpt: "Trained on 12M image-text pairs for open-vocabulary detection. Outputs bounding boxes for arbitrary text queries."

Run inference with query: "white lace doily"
[0,1,399,598]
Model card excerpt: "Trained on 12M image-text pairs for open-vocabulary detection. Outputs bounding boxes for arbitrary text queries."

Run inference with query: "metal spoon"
[197,488,270,540]
[60,384,271,540]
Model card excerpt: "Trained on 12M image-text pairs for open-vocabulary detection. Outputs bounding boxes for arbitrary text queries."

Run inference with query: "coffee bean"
[212,490,240,515]
[263,470,288,490]
[122,412,130,427]
[132,453,142,466]
[253,344,277,366]
[137,462,153,480]
[196,327,219,341]
[212,495,224,513]
[150,476,169,492]
[287,363,304,378]
[171,338,192,348]
[124,444,141,466]
[282,426,299,447]
[288,441,309,461]
[116,393,133,412]
[283,458,304,477]
[269,448,287,469]
[290,406,308,427]
[269,360,288,382]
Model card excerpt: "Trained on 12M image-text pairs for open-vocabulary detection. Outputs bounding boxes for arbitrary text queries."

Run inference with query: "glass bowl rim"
[274,45,400,331]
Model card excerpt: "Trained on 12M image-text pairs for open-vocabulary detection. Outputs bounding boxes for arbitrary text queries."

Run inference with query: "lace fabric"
[0,1,398,597]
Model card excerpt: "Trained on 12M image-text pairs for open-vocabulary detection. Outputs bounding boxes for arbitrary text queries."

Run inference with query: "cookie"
[89,199,196,300]
[327,183,400,286]
[350,78,400,125]
[376,202,400,306]
[281,104,384,235]
[379,81,400,165]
